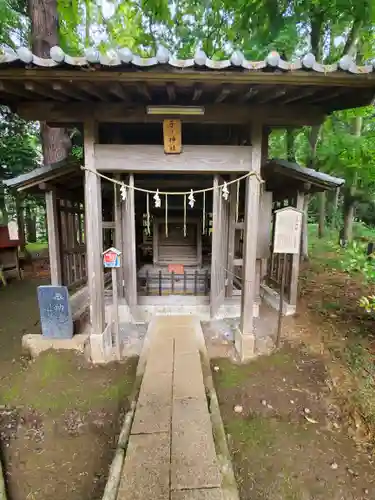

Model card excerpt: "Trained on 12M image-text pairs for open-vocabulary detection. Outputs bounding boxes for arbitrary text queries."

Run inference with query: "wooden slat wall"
[58,199,86,289]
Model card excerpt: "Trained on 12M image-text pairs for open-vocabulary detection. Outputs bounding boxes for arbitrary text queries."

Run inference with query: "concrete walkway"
[118,316,224,500]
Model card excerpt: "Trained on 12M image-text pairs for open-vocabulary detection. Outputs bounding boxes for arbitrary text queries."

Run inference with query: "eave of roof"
[264,159,345,190]
[1,47,374,118]
[0,46,373,76]
[3,158,80,190]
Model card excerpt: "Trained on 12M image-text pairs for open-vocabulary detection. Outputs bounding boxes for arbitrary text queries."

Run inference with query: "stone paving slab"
[119,316,224,499]
[171,397,222,490]
[144,337,174,374]
[173,351,206,401]
[171,489,224,500]
[118,432,170,500]
[132,370,173,434]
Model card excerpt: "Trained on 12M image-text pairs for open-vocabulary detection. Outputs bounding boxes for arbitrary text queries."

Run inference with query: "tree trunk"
[28,0,70,164]
[342,116,362,243]
[334,187,340,211]
[0,186,8,225]
[343,19,363,57]
[25,205,37,243]
[286,128,296,162]
[307,125,323,237]
[343,194,355,243]
[310,11,324,60]
[318,192,326,238]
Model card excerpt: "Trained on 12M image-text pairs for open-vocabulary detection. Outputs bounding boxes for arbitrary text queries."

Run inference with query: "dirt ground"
[213,346,374,500]
[212,260,375,500]
[0,277,138,500]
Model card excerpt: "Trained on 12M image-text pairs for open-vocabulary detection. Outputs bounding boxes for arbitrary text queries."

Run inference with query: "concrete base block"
[255,335,275,356]
[89,328,114,364]
[110,300,259,325]
[234,329,256,362]
[22,333,90,358]
[260,284,296,316]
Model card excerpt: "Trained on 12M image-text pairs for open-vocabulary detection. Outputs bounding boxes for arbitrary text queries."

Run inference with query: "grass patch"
[26,241,48,253]
[0,350,137,414]
[215,351,293,389]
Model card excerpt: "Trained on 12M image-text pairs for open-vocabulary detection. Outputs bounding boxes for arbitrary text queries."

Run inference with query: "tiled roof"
[265,159,345,190]
[0,46,373,75]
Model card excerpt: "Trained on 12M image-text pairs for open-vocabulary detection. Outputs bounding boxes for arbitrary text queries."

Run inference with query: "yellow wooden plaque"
[163,119,182,154]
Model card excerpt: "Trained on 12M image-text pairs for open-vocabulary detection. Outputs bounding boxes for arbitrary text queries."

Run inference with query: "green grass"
[0,351,137,414]
[26,241,48,252]
[214,351,293,389]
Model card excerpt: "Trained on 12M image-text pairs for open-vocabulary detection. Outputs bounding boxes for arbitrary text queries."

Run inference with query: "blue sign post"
[37,285,73,339]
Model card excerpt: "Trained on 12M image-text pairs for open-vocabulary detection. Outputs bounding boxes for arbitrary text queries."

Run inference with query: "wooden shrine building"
[1,46,373,359]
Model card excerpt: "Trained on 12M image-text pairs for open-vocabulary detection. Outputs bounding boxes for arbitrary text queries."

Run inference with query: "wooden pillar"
[45,189,62,285]
[226,175,237,297]
[84,120,105,334]
[114,175,124,297]
[236,122,262,360]
[289,191,305,307]
[128,174,137,307]
[261,126,270,164]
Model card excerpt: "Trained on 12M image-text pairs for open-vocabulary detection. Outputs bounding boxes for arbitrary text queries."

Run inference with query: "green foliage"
[0,106,40,180]
[0,0,28,48]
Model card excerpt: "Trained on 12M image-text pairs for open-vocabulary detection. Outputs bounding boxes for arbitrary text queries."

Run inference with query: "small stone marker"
[37,285,73,339]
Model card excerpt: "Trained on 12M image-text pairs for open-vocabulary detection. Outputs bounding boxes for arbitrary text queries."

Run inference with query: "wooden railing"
[59,199,87,290]
[138,270,210,296]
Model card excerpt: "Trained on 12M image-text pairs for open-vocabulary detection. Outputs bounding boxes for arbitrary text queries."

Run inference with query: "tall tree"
[28,0,71,164]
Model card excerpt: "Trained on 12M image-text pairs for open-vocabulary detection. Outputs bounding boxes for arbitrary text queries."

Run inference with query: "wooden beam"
[0,81,33,98]
[108,83,127,100]
[15,102,326,126]
[192,84,203,101]
[136,82,151,101]
[2,68,374,87]
[84,120,105,334]
[45,189,62,285]
[95,144,252,173]
[24,81,67,101]
[17,166,80,191]
[166,83,176,102]
[258,88,287,104]
[240,87,259,102]
[215,85,232,103]
[281,87,316,104]
[310,89,346,104]
[237,122,263,359]
[261,126,270,164]
[52,82,87,100]
[78,82,107,100]
[102,221,115,229]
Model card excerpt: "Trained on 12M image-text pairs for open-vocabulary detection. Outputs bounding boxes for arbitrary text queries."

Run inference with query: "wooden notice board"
[273,207,303,255]
[163,119,182,154]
